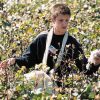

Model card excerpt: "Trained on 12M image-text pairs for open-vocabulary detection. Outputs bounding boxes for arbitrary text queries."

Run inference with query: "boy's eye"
[94,57,100,60]
[59,19,63,22]
[59,19,69,22]
[66,20,69,22]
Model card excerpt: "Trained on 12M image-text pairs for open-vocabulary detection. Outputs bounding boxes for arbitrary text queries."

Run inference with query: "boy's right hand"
[0,58,16,68]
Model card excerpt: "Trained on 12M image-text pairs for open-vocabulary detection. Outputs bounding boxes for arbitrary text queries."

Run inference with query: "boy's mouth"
[62,26,66,29]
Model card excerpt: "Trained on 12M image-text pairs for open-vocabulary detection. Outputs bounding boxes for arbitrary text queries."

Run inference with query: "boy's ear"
[51,18,56,23]
[50,16,56,23]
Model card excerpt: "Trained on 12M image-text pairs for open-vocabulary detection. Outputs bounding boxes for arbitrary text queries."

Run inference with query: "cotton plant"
[0,1,100,99]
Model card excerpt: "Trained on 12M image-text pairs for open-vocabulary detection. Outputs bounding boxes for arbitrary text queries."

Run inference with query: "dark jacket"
[15,31,99,76]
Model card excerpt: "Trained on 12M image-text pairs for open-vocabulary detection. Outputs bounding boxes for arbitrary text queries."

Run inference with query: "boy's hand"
[88,49,100,65]
[0,58,15,68]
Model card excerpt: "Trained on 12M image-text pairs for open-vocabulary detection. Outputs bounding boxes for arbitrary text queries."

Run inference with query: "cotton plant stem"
[43,73,46,93]
[4,68,9,100]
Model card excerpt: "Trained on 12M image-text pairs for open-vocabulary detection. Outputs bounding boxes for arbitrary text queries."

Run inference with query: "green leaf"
[89,92,95,99]
[84,84,92,93]
[57,94,62,99]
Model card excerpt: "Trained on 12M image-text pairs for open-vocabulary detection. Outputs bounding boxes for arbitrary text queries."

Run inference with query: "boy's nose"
[63,21,68,26]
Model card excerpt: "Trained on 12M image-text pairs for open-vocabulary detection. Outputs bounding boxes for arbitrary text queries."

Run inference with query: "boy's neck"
[53,29,67,35]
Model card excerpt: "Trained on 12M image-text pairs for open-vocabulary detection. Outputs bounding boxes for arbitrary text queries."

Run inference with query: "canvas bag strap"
[42,28,53,65]
[42,28,68,66]
[55,32,68,66]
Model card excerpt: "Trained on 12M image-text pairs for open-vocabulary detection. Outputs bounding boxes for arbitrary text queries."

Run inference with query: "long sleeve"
[15,38,40,68]
[84,63,100,75]
[15,33,47,69]
[71,37,99,75]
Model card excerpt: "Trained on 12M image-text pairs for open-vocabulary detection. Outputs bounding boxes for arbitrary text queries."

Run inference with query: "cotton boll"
[88,49,100,65]
[86,63,91,70]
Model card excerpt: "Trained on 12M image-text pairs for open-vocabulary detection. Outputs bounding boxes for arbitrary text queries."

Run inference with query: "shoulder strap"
[42,28,53,65]
[42,28,68,67]
[55,32,68,67]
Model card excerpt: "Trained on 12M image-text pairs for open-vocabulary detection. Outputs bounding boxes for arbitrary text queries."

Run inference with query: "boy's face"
[52,14,70,35]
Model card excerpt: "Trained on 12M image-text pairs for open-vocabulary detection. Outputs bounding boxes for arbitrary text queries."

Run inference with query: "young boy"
[0,4,100,79]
